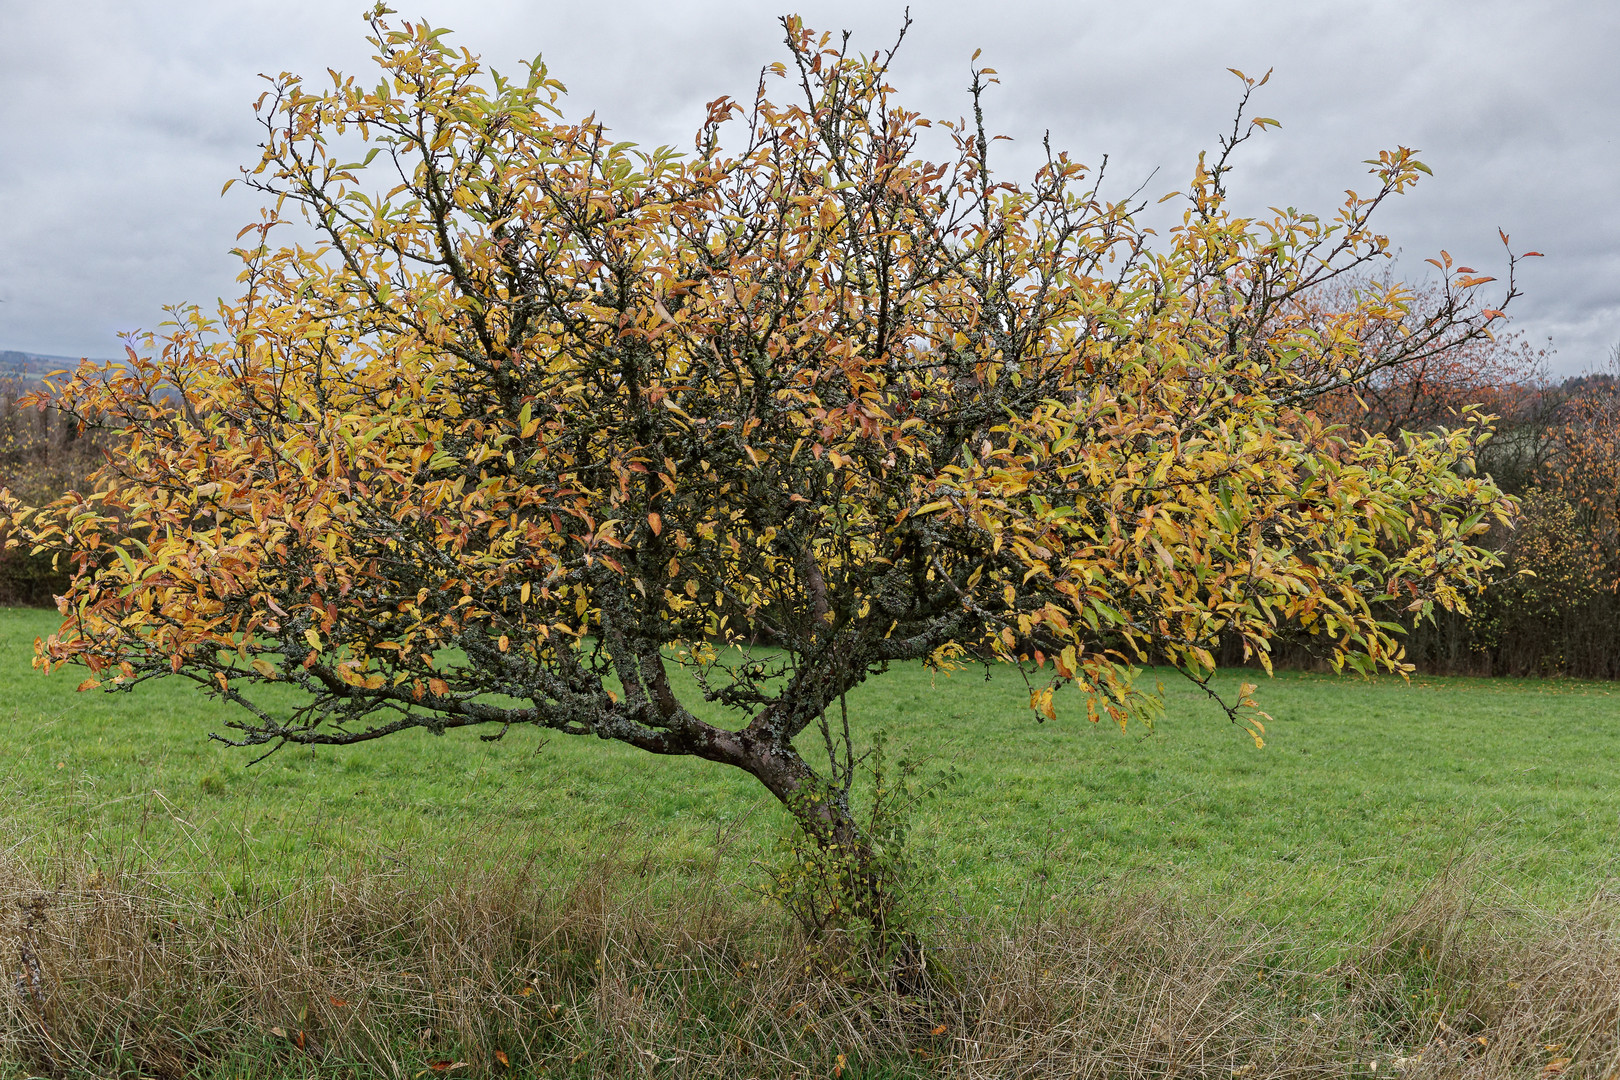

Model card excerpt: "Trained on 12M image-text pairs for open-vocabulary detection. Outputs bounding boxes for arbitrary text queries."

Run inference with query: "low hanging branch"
[2,12,1518,877]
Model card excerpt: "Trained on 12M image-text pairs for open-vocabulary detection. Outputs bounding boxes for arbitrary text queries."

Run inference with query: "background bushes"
[1385,365,1620,678]
[0,372,104,606]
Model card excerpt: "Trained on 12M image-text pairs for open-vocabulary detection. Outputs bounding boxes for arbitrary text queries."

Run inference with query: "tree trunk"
[730,736,893,938]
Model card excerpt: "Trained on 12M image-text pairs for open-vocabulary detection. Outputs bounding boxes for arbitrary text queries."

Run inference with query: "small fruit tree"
[4,13,1519,885]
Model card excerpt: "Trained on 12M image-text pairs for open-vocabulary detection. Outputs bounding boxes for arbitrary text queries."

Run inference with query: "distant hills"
[0,351,119,382]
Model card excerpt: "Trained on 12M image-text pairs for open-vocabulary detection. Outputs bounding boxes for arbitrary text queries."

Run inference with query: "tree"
[1301,275,1547,442]
[3,13,1520,912]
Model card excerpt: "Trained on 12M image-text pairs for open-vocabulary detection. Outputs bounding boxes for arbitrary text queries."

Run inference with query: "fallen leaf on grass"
[328,995,349,1008]
[931,1024,947,1036]
[267,1027,320,1055]
[417,1062,469,1076]
[495,1049,509,1068]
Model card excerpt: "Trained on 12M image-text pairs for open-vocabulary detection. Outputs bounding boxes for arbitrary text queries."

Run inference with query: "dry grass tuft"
[0,835,1616,1079]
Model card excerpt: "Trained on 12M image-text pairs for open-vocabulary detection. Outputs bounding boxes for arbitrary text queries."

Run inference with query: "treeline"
[1396,368,1620,677]
[0,375,105,605]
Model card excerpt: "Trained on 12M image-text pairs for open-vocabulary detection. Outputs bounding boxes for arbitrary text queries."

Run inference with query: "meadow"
[2,605,1619,1078]
[3,606,1618,944]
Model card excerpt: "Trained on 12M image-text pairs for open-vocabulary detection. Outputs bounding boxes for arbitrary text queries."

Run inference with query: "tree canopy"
[2,13,1520,852]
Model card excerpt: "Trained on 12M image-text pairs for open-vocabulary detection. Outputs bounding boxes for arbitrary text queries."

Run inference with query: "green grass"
[3,606,1617,944]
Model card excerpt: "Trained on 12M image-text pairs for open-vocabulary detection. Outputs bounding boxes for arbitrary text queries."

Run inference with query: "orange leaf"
[75,677,100,692]
[931,1024,947,1035]
[648,511,662,536]
[329,995,349,1008]
[495,1050,510,1067]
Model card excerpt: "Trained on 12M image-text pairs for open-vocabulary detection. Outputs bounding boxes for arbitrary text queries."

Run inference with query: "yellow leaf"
[251,658,279,679]
[498,635,510,652]
[304,628,321,650]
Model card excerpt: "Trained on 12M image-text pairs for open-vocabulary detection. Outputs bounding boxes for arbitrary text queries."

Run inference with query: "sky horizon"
[2,1,1614,376]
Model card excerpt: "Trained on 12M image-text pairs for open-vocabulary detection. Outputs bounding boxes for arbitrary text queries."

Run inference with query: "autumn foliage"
[0,14,1522,881]
[1300,314,1620,679]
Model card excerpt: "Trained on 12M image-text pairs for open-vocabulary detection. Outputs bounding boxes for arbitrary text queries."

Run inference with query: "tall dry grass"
[0,834,1615,1079]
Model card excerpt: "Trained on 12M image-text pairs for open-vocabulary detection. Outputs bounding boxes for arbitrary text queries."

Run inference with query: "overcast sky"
[2,1,1614,376]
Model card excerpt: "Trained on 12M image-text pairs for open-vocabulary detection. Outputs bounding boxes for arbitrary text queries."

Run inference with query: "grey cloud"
[1,0,1612,373]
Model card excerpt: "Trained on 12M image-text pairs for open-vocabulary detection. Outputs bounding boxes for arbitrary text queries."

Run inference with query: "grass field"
[4,605,1617,949]
[4,604,1620,1078]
